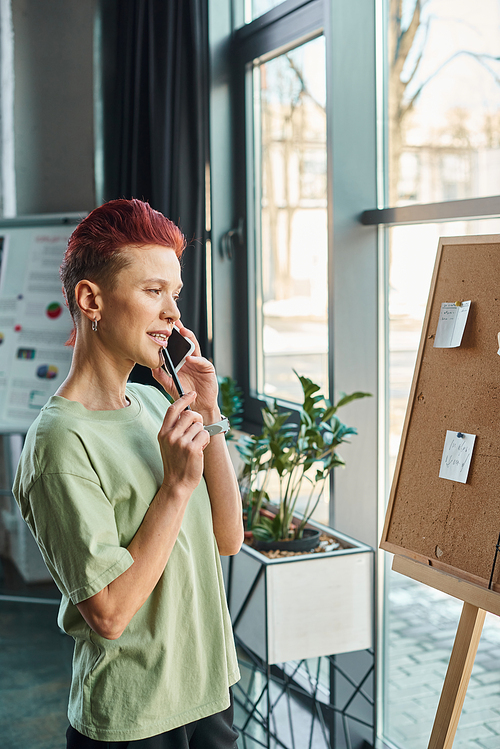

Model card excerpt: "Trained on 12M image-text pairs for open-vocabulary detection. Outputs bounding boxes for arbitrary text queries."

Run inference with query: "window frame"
[232,0,326,426]
[209,0,379,742]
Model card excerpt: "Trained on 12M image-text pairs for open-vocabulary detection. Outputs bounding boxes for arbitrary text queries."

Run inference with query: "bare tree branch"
[285,54,326,113]
[400,49,500,118]
[393,0,421,80]
[403,16,430,89]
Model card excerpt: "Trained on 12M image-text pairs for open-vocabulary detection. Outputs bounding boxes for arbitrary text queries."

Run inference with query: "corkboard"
[381,235,500,593]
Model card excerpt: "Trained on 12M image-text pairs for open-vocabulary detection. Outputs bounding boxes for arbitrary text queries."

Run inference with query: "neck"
[56,334,134,411]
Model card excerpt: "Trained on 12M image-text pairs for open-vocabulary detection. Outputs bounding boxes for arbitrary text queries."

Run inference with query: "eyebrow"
[143,277,183,290]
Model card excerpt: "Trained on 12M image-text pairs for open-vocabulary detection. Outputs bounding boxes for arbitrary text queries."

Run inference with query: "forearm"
[77,483,190,639]
[202,415,244,555]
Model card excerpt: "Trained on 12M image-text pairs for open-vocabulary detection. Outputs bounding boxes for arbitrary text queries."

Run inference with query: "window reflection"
[255,36,328,403]
[388,0,500,205]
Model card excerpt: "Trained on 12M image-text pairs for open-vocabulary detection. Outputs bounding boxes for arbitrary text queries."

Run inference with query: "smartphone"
[165,326,195,373]
[162,327,194,410]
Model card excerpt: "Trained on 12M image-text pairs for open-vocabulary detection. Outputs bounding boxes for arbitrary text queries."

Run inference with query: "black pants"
[66,691,239,749]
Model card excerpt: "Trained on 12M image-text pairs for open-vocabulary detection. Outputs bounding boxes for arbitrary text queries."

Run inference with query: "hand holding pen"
[161,347,192,410]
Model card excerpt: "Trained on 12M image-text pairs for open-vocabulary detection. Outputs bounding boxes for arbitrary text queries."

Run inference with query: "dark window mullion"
[361,195,500,227]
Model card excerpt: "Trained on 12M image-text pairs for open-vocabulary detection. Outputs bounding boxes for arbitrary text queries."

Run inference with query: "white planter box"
[222,519,373,665]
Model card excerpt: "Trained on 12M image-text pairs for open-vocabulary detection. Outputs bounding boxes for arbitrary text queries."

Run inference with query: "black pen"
[161,347,192,410]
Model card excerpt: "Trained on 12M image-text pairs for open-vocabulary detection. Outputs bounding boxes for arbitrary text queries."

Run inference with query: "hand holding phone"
[161,326,195,408]
[164,326,195,373]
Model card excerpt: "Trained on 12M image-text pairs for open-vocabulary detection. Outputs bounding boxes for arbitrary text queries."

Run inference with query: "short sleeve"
[26,471,134,604]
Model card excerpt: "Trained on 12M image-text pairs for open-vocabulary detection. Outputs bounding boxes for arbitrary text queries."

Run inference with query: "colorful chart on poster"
[0,219,80,431]
[46,302,63,319]
[36,364,58,380]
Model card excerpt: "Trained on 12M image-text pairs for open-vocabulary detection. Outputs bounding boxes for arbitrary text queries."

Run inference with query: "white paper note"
[434,301,471,348]
[439,430,476,483]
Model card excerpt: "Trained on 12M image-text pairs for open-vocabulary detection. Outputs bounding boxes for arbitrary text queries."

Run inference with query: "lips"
[147,331,171,346]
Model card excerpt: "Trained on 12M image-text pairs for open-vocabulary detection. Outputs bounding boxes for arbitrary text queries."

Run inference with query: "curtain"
[99,0,210,383]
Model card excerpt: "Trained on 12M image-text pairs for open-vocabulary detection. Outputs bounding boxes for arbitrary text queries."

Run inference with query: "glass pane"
[255,36,328,404]
[385,217,500,747]
[251,0,284,20]
[388,0,500,205]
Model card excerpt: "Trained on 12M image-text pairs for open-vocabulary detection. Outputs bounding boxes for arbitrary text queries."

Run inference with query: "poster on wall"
[0,218,81,433]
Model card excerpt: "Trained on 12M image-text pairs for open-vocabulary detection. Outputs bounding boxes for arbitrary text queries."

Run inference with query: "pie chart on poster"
[37,364,58,380]
[46,302,63,319]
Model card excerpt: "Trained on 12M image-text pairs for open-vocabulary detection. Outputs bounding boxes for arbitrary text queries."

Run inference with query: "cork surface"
[382,236,500,587]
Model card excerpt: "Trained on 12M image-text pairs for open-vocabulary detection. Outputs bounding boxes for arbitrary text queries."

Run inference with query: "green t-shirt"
[13,383,240,742]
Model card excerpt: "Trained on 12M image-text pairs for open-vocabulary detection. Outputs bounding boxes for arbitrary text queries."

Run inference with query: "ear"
[75,280,102,323]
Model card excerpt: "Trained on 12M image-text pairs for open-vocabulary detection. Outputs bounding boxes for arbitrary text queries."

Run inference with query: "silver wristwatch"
[204,415,230,437]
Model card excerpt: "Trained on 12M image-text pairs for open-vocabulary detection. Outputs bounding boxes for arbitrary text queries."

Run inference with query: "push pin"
[455,301,462,307]
[457,432,464,438]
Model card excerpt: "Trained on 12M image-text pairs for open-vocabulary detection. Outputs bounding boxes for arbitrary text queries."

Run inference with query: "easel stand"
[392,556,500,749]
[428,602,484,749]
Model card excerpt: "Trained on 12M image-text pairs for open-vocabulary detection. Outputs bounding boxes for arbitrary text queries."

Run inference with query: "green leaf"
[252,525,274,541]
[271,514,282,534]
[322,405,337,421]
[335,391,372,410]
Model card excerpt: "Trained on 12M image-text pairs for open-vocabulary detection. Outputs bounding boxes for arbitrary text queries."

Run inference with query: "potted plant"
[236,371,371,550]
[219,371,374,665]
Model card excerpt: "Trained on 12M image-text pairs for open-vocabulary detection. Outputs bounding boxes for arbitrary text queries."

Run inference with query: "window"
[211,0,378,740]
[388,0,500,205]
[254,35,328,403]
[364,1,500,746]
[213,0,500,745]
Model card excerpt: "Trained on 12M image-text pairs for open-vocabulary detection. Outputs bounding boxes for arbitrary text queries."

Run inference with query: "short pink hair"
[60,199,186,345]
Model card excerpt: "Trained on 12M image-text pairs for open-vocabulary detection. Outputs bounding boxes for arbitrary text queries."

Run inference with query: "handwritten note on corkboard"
[381,235,500,591]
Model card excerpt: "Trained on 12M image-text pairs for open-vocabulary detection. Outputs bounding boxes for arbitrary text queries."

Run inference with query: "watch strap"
[204,415,230,436]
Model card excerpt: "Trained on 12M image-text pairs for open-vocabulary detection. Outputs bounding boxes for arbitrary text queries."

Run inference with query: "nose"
[161,304,180,323]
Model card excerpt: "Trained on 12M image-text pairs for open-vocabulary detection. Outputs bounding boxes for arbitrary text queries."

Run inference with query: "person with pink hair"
[14,199,243,748]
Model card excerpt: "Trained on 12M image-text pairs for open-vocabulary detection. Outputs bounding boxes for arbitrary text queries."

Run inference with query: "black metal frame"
[225,526,375,748]
[233,636,375,749]
[233,0,323,65]
[361,195,500,227]
[230,0,326,428]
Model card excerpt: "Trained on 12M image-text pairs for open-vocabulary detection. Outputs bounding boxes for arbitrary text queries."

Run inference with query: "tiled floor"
[386,567,500,749]
[0,598,72,749]
[0,558,71,749]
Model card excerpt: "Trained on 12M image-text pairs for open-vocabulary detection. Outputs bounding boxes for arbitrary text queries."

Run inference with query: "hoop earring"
[92,319,98,332]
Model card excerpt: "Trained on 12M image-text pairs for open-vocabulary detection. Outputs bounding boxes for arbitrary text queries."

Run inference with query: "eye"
[148,289,162,295]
